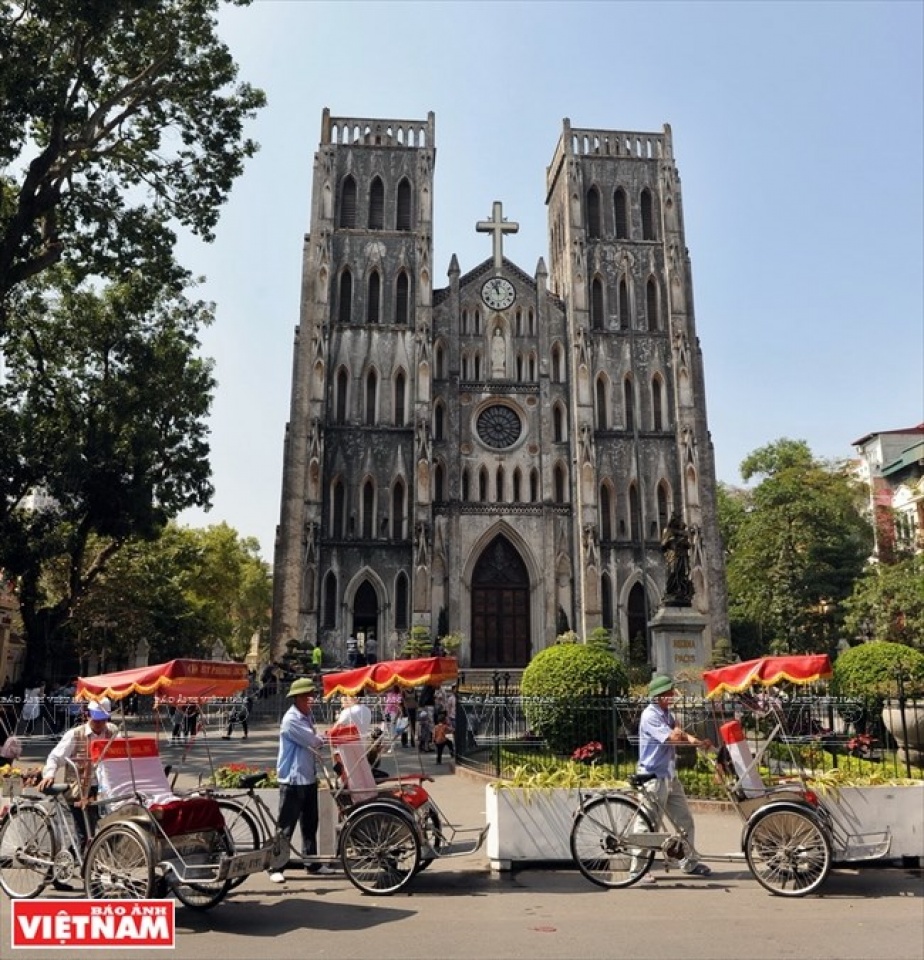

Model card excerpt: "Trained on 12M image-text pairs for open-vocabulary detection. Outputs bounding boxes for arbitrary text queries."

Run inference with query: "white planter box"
[486,785,587,870]
[824,783,924,861]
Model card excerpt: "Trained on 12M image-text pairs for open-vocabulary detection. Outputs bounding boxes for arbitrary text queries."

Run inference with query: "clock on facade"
[481,276,516,310]
[477,404,522,449]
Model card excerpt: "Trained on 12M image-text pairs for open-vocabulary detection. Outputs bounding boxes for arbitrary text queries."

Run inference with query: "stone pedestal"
[649,605,709,679]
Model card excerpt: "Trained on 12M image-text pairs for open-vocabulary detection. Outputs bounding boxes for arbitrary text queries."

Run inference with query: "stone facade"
[272,110,728,669]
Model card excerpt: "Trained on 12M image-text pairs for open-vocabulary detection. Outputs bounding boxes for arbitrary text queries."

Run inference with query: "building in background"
[272,110,728,669]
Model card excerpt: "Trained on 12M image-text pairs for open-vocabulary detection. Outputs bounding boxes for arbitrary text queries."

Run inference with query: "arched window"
[530,468,540,502]
[391,479,405,539]
[601,572,613,629]
[323,571,337,628]
[367,271,380,323]
[624,377,635,431]
[618,278,630,330]
[587,186,601,238]
[368,177,384,229]
[434,462,445,502]
[365,369,378,425]
[629,482,641,541]
[513,467,522,502]
[473,353,481,380]
[652,375,663,431]
[331,479,345,537]
[554,463,568,503]
[338,270,352,324]
[495,466,504,502]
[553,403,565,442]
[461,468,470,501]
[362,480,375,539]
[434,402,444,440]
[600,482,613,541]
[394,573,409,629]
[591,277,605,329]
[396,178,412,230]
[339,175,357,228]
[614,187,629,239]
[435,344,445,379]
[394,371,406,426]
[657,481,670,533]
[641,188,655,240]
[596,376,608,429]
[395,271,409,325]
[335,368,348,424]
[551,343,563,382]
[479,467,488,501]
[646,277,659,331]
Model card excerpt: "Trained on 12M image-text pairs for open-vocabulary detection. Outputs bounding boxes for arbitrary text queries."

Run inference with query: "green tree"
[722,439,873,656]
[0,274,216,675]
[842,555,924,651]
[0,0,264,321]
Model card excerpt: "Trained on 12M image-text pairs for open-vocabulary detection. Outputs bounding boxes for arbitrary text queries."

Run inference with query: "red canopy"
[322,657,458,698]
[703,654,833,698]
[75,659,249,704]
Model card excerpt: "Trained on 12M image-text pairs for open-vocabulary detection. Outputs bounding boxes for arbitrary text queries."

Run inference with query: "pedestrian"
[171,702,200,742]
[269,677,336,882]
[636,674,712,878]
[21,680,44,736]
[400,686,418,747]
[311,643,323,681]
[37,698,118,851]
[383,684,403,737]
[332,693,372,739]
[364,633,377,665]
[222,692,252,740]
[432,716,455,764]
[346,634,359,668]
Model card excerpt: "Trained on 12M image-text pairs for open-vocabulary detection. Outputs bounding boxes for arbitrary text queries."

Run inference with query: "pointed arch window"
[530,468,540,502]
[614,187,629,239]
[362,479,375,539]
[339,175,357,228]
[553,403,565,442]
[601,572,614,629]
[434,462,445,502]
[323,571,337,628]
[365,369,378,424]
[338,270,353,324]
[394,572,409,629]
[435,344,445,379]
[619,278,630,330]
[587,186,601,238]
[434,402,445,440]
[554,463,568,503]
[629,482,641,541]
[641,188,656,241]
[396,179,412,231]
[367,271,381,323]
[394,371,406,426]
[495,466,504,502]
[600,482,613,541]
[624,377,635,431]
[461,467,470,501]
[646,277,659,331]
[657,481,670,533]
[391,479,406,539]
[368,177,384,229]
[513,467,522,502]
[551,343,563,382]
[395,271,409,325]
[479,467,488,501]
[591,277,605,330]
[652,376,663,431]
[335,368,348,424]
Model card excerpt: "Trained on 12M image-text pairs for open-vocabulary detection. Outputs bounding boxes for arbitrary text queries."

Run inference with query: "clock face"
[477,404,522,449]
[481,277,516,311]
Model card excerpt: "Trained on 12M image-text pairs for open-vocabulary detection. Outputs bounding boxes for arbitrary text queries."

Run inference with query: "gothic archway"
[352,580,379,657]
[470,536,531,667]
[627,581,650,666]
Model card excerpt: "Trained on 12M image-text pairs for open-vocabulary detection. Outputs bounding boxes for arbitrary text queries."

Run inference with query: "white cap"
[87,697,112,720]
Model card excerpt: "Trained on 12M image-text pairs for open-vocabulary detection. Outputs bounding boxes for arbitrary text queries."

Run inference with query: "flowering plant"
[571,741,603,764]
[210,763,278,789]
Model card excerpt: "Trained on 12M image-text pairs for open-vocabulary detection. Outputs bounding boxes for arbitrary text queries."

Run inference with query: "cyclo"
[570,654,893,897]
[0,659,279,908]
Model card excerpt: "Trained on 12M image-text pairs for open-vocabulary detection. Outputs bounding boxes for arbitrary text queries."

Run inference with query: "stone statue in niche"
[661,511,694,607]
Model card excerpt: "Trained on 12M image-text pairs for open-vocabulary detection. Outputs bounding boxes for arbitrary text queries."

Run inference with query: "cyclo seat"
[629,772,658,789]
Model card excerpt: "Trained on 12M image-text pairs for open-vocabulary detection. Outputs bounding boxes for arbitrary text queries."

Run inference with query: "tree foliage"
[842,555,924,651]
[0,0,264,319]
[720,439,873,656]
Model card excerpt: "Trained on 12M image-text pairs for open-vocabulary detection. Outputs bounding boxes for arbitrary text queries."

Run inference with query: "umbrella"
[703,654,833,699]
[75,659,249,704]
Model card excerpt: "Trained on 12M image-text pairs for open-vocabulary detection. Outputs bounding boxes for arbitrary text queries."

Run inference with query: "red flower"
[571,741,603,763]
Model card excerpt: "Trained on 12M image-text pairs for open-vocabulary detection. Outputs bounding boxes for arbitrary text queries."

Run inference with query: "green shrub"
[832,641,924,698]
[210,764,278,788]
[520,642,628,754]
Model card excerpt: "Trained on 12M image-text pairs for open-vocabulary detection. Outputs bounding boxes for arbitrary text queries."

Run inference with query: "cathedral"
[271,109,728,670]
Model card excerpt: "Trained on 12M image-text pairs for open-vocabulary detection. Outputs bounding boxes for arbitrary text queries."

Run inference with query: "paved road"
[3,720,922,960]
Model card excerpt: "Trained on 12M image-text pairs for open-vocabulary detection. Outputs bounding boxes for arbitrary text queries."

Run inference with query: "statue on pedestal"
[661,511,694,607]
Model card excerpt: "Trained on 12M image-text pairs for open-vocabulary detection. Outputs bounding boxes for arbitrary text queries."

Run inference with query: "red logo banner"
[11,900,175,949]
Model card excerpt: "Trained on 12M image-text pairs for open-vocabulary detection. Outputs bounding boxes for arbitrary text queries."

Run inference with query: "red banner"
[703,654,833,698]
[76,659,248,704]
[322,657,459,698]
[11,900,175,949]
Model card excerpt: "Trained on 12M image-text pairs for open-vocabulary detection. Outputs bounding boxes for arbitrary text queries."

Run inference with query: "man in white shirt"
[38,697,118,850]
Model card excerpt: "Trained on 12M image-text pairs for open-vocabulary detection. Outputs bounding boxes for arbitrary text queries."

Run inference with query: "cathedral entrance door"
[470,536,530,667]
[352,580,378,664]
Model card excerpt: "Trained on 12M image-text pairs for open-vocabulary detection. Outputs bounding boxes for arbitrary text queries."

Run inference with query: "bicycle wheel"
[745,807,831,897]
[170,829,233,911]
[0,804,56,898]
[84,822,156,900]
[339,805,421,895]
[570,795,655,888]
[215,798,262,889]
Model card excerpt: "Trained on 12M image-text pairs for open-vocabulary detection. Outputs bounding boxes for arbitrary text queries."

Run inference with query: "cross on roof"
[476,201,519,273]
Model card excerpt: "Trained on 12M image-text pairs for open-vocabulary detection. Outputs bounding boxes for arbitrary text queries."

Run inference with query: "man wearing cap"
[269,677,336,882]
[38,697,118,851]
[636,675,712,878]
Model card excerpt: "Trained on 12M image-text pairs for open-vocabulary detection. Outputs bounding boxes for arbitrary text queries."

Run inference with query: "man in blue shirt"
[637,674,712,877]
[269,677,336,882]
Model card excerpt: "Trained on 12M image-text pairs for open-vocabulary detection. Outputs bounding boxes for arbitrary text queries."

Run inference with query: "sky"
[176,0,924,562]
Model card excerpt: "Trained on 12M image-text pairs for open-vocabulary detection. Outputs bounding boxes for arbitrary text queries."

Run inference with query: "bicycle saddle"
[629,773,657,788]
